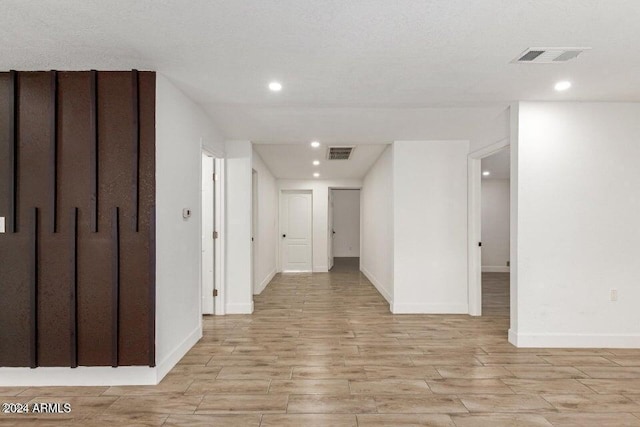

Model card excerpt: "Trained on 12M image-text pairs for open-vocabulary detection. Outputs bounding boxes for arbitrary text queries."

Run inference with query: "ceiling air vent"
[327,146,355,160]
[512,47,590,64]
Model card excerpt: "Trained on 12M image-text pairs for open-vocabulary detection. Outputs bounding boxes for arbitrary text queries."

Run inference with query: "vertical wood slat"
[111,207,120,367]
[9,70,17,233]
[2,71,155,368]
[148,207,156,367]
[69,207,78,368]
[50,71,58,233]
[90,70,99,233]
[29,207,38,368]
[131,70,140,232]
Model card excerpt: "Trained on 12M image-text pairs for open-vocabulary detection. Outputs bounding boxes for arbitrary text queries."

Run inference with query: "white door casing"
[467,138,510,316]
[201,153,215,314]
[281,191,313,272]
[252,169,258,293]
[328,189,335,270]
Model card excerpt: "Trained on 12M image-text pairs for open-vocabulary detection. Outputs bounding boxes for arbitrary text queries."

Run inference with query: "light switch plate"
[0,217,5,233]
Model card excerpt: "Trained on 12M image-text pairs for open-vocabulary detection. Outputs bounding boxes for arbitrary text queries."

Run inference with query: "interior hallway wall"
[331,189,361,257]
[155,73,225,379]
[278,179,362,272]
[481,179,510,272]
[360,146,394,305]
[470,107,510,152]
[393,140,469,314]
[251,149,278,294]
[512,101,640,348]
[225,141,253,313]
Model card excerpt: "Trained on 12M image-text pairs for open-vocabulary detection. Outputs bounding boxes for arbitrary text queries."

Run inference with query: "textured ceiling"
[254,143,388,180]
[2,0,639,141]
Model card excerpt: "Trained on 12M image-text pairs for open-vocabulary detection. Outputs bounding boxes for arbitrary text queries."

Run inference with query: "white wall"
[470,107,510,152]
[393,140,469,314]
[155,74,225,379]
[512,102,640,348]
[252,150,278,294]
[278,179,362,272]
[481,179,510,272]
[225,141,253,313]
[360,146,394,305]
[332,189,361,257]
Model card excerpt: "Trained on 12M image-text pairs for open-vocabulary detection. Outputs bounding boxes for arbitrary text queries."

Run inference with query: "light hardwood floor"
[2,259,640,426]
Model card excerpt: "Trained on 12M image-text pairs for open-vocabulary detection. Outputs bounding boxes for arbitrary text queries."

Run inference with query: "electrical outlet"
[610,289,618,302]
[0,217,5,233]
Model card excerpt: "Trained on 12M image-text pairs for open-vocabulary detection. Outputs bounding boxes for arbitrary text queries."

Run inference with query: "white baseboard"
[392,302,469,314]
[0,366,157,387]
[509,330,640,348]
[226,302,254,314]
[156,324,203,381]
[0,325,205,387]
[482,266,510,273]
[360,266,393,306]
[508,328,518,346]
[313,265,329,273]
[254,268,276,295]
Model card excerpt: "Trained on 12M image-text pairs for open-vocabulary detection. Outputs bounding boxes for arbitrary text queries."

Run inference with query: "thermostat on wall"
[182,208,192,219]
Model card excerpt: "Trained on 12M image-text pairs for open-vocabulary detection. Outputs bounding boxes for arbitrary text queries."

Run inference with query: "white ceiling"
[2,1,640,142]
[254,143,388,180]
[482,148,511,180]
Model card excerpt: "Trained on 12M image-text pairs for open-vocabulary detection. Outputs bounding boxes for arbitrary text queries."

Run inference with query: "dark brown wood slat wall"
[58,71,111,366]
[0,74,31,367]
[119,72,155,366]
[0,70,155,368]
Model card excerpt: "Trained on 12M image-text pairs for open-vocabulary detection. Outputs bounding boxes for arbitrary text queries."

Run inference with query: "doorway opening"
[480,149,511,316]
[468,139,510,317]
[329,188,361,272]
[201,150,224,316]
[280,190,313,272]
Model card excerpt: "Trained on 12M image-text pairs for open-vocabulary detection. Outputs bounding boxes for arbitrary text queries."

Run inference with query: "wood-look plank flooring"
[2,258,640,426]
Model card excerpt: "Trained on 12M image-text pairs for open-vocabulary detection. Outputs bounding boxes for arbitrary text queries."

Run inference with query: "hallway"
[482,272,510,317]
[3,265,640,425]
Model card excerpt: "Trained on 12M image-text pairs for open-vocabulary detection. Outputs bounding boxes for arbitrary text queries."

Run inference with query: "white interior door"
[281,191,313,272]
[201,154,215,314]
[328,189,335,270]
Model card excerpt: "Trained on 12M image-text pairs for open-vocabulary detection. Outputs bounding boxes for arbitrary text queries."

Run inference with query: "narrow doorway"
[329,189,361,272]
[280,190,313,272]
[480,148,511,316]
[201,152,216,314]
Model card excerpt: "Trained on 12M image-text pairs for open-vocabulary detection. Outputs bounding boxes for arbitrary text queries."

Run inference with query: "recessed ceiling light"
[313,172,320,178]
[482,171,491,176]
[554,81,572,91]
[310,141,320,148]
[313,160,320,166]
[268,81,282,92]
